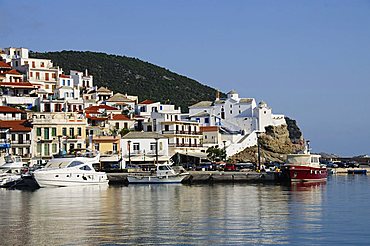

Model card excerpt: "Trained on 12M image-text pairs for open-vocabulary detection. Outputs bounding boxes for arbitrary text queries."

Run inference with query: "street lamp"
[154,137,159,164]
[57,135,62,155]
[127,140,132,167]
[256,132,261,171]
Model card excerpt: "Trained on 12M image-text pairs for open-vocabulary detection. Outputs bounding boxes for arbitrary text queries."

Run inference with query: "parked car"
[325,162,339,168]
[223,163,236,171]
[195,163,215,171]
[235,163,255,171]
[336,162,349,168]
[347,161,360,168]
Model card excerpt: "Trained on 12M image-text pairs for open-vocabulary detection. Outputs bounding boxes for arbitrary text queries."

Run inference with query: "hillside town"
[0,47,286,170]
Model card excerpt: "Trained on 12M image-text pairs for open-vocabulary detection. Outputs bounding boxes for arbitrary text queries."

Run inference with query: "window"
[37,128,41,137]
[69,128,74,137]
[68,161,84,167]
[150,142,156,151]
[133,143,140,151]
[52,143,57,153]
[62,127,67,136]
[44,144,50,156]
[77,127,82,136]
[37,143,42,154]
[79,165,91,171]
[44,128,49,140]
[51,128,56,137]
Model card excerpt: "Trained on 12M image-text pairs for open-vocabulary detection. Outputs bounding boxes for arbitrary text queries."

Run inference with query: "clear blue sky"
[1,0,370,156]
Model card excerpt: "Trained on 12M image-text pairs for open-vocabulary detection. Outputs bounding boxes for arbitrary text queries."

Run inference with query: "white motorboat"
[127,164,189,184]
[0,155,27,188]
[33,150,108,188]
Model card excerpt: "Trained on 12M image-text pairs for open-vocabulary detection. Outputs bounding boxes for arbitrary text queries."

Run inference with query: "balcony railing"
[168,143,203,148]
[161,130,202,135]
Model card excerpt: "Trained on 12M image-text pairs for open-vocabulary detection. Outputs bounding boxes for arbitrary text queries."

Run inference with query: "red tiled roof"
[3,69,21,75]
[0,120,31,132]
[59,74,70,78]
[85,105,119,113]
[110,114,132,121]
[0,61,11,68]
[0,106,25,113]
[0,82,38,88]
[139,99,155,105]
[200,126,219,132]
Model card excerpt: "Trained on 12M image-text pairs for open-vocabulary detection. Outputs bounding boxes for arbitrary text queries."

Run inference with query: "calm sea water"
[0,175,370,246]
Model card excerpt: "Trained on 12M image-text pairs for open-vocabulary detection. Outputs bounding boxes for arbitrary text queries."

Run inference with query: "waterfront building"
[0,106,26,120]
[120,132,170,168]
[30,112,87,162]
[0,120,32,162]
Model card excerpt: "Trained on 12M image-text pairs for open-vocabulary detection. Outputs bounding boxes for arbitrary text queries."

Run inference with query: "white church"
[188,90,286,156]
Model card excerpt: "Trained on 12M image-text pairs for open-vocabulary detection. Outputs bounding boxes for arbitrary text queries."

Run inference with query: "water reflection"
[0,181,328,245]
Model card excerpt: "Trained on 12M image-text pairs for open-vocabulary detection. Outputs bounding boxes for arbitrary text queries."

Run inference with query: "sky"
[1,0,370,156]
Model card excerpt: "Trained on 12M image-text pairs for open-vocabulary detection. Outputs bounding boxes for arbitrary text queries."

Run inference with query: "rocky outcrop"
[230,124,304,163]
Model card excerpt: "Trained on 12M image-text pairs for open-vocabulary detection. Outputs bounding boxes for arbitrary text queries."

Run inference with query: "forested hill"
[30,50,220,111]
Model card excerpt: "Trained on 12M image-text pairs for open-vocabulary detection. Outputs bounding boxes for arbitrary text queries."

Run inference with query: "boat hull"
[282,165,327,182]
[127,174,188,184]
[33,171,109,188]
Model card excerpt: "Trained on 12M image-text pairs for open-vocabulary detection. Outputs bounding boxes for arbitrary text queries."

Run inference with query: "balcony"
[168,143,203,148]
[161,130,202,135]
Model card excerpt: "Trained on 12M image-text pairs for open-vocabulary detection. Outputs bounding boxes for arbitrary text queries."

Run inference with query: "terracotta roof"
[0,82,38,88]
[0,61,11,68]
[4,69,21,75]
[59,74,70,78]
[0,106,24,113]
[139,99,155,105]
[0,120,31,132]
[110,114,132,121]
[85,105,119,113]
[200,126,219,132]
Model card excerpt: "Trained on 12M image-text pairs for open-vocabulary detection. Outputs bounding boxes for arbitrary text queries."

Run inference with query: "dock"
[107,170,279,185]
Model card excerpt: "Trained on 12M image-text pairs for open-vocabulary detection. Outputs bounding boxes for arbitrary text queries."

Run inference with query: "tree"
[206,145,226,162]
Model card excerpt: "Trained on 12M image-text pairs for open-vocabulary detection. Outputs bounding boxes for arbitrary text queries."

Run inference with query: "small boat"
[33,150,108,187]
[347,169,367,175]
[281,142,327,182]
[127,164,189,184]
[0,155,27,188]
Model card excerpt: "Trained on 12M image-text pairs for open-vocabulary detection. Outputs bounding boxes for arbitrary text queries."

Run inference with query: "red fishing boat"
[282,143,327,182]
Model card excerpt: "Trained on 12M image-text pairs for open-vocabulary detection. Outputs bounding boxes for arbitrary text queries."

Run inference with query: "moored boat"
[127,164,189,184]
[281,143,327,182]
[33,150,108,187]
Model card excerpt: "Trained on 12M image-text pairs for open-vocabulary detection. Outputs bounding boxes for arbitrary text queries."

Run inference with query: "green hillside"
[30,51,220,111]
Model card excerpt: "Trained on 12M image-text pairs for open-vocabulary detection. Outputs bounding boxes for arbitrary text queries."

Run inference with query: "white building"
[189,90,285,134]
[70,70,93,89]
[121,132,170,168]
